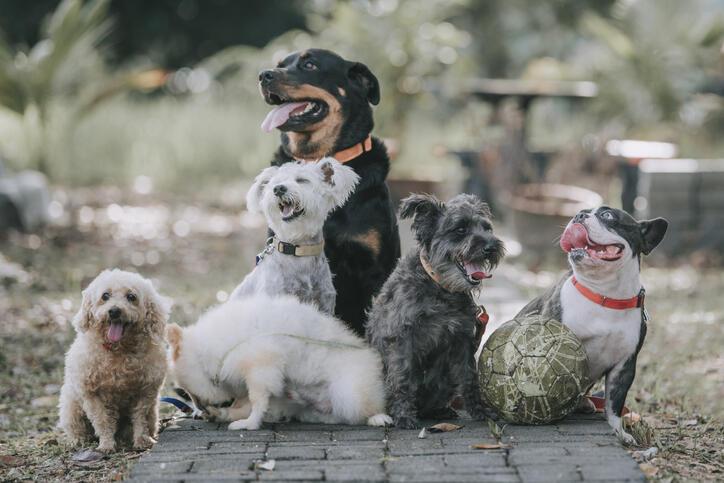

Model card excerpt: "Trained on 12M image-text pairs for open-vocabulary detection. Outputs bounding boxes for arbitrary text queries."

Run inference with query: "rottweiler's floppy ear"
[640,217,668,255]
[317,158,360,207]
[400,193,444,246]
[246,166,279,213]
[348,62,380,105]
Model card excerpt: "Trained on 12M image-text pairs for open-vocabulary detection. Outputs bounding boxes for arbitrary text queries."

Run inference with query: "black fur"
[260,49,400,336]
[366,193,504,428]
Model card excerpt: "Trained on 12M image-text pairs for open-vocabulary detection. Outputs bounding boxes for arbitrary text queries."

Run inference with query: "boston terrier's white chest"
[559,278,642,382]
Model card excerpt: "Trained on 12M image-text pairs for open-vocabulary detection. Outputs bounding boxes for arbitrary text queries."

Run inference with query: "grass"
[0,189,722,481]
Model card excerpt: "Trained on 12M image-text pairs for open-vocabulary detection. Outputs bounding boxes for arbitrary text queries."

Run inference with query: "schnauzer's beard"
[261,188,333,243]
[427,236,503,293]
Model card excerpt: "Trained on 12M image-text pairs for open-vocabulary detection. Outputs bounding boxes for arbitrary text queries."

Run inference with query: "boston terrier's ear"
[640,218,668,255]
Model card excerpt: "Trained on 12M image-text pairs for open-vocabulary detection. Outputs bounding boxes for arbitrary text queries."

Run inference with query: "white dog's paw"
[228,418,262,431]
[367,413,393,427]
[615,428,636,445]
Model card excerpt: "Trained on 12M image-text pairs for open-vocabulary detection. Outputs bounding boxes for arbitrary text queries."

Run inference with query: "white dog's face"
[246,158,359,241]
[74,269,171,345]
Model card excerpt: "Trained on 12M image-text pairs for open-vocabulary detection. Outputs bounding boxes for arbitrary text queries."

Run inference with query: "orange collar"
[571,276,645,310]
[297,136,372,164]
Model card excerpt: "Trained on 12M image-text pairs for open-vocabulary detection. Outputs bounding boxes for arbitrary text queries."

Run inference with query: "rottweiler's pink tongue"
[463,262,491,280]
[261,102,309,132]
[560,223,588,252]
[107,322,124,343]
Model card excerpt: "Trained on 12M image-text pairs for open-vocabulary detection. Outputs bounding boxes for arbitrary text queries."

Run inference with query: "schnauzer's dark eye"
[302,60,317,70]
[126,293,137,303]
[101,292,110,301]
[296,177,310,184]
[455,227,467,235]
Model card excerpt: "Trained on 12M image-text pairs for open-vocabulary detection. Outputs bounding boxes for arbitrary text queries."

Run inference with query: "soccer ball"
[479,315,591,424]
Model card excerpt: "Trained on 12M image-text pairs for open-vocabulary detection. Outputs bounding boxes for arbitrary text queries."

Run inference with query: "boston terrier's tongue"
[560,223,588,252]
[261,102,309,132]
[463,261,491,280]
[107,322,124,343]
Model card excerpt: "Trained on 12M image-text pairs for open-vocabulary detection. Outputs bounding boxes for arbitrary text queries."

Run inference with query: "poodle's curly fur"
[58,269,171,452]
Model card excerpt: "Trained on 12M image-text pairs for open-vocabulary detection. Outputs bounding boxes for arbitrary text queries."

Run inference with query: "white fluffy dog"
[230,158,359,314]
[59,269,171,451]
[166,295,391,430]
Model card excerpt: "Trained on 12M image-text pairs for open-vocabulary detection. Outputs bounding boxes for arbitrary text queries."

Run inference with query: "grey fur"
[230,237,336,314]
[366,193,505,429]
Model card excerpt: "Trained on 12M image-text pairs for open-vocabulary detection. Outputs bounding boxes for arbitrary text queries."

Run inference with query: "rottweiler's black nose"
[108,307,122,319]
[573,212,589,223]
[273,185,287,197]
[259,70,276,83]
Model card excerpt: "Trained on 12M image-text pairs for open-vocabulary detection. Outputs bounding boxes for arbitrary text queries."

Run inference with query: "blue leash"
[160,396,193,413]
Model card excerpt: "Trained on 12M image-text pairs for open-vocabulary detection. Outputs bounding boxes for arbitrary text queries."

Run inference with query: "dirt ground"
[0,190,722,481]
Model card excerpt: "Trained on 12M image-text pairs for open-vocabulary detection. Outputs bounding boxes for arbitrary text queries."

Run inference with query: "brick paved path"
[127,413,643,482]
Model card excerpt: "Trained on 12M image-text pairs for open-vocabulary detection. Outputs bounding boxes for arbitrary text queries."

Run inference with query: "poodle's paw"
[96,440,116,453]
[133,435,156,451]
[615,428,636,446]
[394,415,421,429]
[367,413,393,427]
[228,418,262,431]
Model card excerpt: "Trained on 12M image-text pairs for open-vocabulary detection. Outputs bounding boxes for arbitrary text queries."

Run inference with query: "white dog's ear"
[246,166,279,213]
[165,323,183,361]
[143,280,172,336]
[318,158,360,207]
[71,288,94,333]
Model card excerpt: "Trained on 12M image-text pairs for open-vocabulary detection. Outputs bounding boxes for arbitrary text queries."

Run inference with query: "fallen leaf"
[623,411,641,423]
[71,449,105,465]
[639,463,658,477]
[428,423,463,433]
[252,459,275,471]
[0,455,22,467]
[417,428,426,439]
[471,443,511,450]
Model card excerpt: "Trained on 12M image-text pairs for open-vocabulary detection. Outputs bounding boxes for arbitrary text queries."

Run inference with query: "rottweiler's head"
[259,49,380,160]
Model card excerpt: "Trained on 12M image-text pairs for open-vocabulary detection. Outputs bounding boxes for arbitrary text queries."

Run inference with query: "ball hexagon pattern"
[479,315,591,424]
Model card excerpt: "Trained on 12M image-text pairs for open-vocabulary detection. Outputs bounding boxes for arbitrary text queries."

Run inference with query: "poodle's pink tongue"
[464,262,491,280]
[261,102,309,132]
[107,322,124,343]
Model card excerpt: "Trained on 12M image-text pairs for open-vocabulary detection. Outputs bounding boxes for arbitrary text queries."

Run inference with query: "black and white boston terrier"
[517,206,668,443]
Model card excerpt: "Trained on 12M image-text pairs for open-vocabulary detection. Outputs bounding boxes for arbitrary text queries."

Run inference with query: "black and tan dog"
[258,49,401,336]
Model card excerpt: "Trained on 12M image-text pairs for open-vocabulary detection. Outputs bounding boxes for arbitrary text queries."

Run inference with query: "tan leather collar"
[296,136,372,164]
[274,237,324,257]
[419,250,445,287]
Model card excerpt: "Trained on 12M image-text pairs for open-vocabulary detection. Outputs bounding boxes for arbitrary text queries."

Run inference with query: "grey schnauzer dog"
[230,158,359,313]
[366,193,505,428]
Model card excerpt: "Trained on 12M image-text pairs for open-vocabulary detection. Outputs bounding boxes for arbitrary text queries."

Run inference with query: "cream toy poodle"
[58,269,171,452]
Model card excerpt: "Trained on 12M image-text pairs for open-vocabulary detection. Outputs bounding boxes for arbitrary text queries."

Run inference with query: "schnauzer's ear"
[165,323,183,361]
[400,193,444,245]
[640,217,668,255]
[143,280,172,336]
[347,62,380,105]
[318,158,360,207]
[246,166,279,213]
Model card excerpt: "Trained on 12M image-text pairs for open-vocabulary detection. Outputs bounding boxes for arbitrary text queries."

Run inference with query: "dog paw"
[96,441,116,453]
[228,418,261,431]
[204,406,222,422]
[616,429,636,446]
[133,435,156,451]
[394,415,421,429]
[367,413,393,427]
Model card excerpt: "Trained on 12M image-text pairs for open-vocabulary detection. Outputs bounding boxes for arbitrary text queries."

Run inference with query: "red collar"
[571,276,645,310]
[296,136,372,164]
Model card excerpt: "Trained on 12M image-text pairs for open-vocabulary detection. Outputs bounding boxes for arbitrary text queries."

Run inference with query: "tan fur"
[284,85,343,159]
[351,229,382,257]
[166,324,183,362]
[58,269,171,452]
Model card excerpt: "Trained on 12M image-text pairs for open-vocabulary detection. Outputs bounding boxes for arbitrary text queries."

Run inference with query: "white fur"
[561,208,642,444]
[166,295,390,430]
[245,158,359,243]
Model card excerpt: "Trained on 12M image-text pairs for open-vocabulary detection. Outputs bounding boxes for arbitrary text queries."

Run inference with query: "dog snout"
[273,185,288,197]
[573,211,589,224]
[259,70,277,84]
[108,306,122,319]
